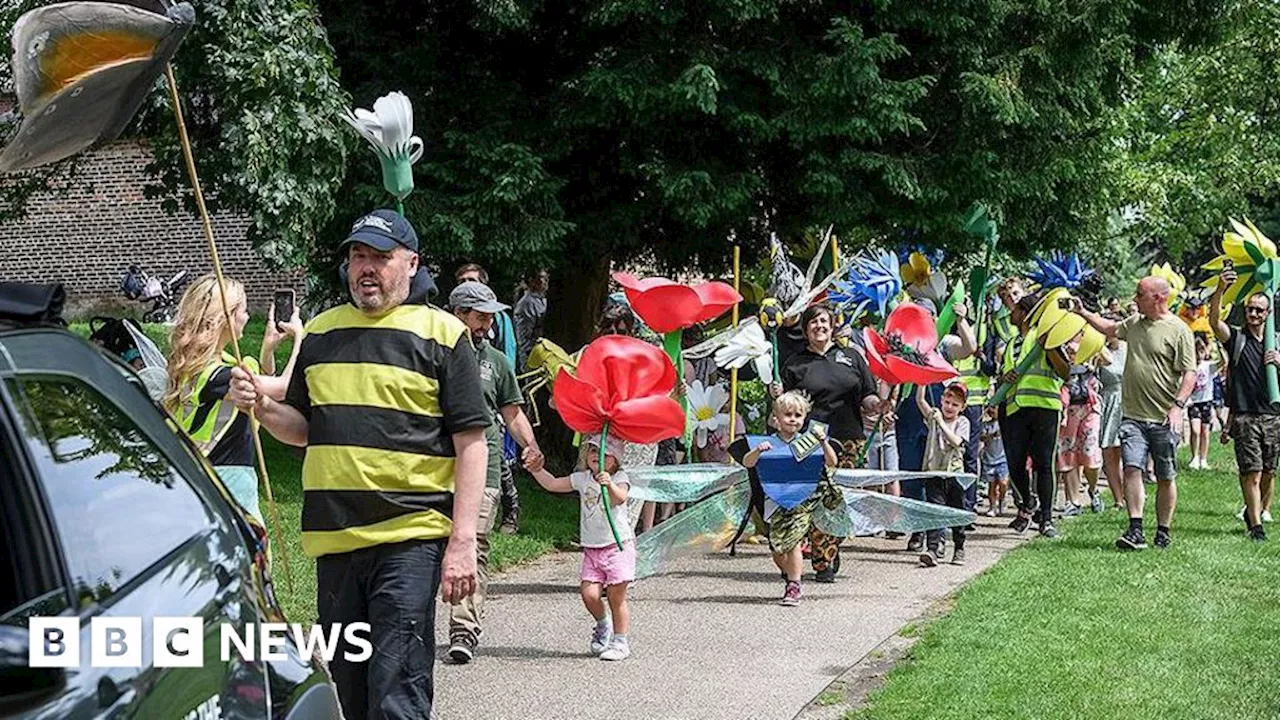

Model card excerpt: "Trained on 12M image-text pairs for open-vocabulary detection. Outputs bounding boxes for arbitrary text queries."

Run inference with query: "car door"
[0,330,270,719]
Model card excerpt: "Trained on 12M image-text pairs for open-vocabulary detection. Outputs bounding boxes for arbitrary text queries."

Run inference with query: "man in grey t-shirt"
[1076,276,1195,551]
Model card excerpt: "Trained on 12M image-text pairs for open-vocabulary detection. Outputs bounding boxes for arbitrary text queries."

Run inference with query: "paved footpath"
[434,516,1026,720]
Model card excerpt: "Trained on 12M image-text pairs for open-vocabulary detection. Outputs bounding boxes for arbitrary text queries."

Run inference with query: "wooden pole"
[729,245,741,443]
[164,65,293,595]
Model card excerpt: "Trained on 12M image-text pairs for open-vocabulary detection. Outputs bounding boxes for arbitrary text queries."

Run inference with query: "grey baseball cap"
[450,282,510,313]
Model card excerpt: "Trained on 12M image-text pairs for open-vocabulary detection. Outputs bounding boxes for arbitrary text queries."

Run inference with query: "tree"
[1114,1,1280,264]
[319,0,1226,347]
[0,0,351,269]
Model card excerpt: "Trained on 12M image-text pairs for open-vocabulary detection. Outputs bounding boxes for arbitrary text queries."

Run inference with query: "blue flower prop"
[829,250,903,320]
[1029,251,1094,290]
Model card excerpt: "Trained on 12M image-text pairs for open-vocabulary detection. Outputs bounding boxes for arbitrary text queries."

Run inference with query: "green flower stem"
[1267,284,1279,404]
[771,332,780,385]
[599,420,624,551]
[663,330,691,454]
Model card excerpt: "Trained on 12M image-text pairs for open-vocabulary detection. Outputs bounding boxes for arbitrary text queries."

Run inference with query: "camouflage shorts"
[768,476,842,553]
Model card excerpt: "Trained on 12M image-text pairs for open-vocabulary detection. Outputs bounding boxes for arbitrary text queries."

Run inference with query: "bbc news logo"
[28,618,373,668]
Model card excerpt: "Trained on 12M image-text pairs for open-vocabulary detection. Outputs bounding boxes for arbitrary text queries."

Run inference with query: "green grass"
[71,317,581,624]
[850,443,1280,720]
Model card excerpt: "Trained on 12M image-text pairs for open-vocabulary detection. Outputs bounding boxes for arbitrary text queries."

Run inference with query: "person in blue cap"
[229,208,489,720]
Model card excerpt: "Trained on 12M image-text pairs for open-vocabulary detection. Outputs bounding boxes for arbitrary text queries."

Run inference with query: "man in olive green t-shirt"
[448,282,544,663]
[1077,276,1196,551]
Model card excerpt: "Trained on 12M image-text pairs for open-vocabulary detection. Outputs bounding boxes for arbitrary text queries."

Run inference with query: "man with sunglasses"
[1076,276,1196,551]
[1210,266,1278,541]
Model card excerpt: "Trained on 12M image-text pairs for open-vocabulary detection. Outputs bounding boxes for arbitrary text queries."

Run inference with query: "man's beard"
[351,276,409,313]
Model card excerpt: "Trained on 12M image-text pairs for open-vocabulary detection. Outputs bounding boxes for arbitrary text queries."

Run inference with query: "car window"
[8,375,216,611]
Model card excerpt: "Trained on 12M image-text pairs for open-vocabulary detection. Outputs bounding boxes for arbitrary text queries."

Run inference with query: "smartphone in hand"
[273,289,295,331]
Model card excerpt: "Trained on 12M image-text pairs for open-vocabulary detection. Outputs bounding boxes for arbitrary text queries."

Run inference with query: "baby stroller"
[89,316,169,403]
[121,264,190,323]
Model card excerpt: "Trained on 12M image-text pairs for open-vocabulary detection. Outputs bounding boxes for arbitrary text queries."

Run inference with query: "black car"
[0,286,341,718]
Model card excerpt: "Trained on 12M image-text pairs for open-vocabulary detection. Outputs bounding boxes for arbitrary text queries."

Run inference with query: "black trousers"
[499,457,520,522]
[962,405,982,511]
[925,477,967,550]
[999,406,1060,520]
[317,538,445,720]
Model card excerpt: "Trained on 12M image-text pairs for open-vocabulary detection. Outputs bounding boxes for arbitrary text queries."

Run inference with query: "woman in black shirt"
[774,304,883,581]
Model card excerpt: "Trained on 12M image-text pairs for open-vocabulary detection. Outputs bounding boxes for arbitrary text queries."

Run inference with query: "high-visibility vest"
[175,352,259,456]
[1001,329,1062,414]
[954,355,989,407]
[993,307,1016,343]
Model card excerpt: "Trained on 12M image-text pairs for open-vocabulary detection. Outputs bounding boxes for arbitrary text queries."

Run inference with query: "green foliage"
[852,443,1280,720]
[145,0,351,269]
[0,0,1242,339]
[0,0,350,271]
[1117,1,1280,260]
[737,379,769,435]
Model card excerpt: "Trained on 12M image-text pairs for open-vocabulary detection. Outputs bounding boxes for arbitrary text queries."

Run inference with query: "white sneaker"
[589,622,612,654]
[599,636,631,661]
[1237,506,1247,521]
[1265,510,1274,523]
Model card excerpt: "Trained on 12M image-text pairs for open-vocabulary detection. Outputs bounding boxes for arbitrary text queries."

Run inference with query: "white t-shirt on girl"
[1190,360,1216,405]
[569,470,634,548]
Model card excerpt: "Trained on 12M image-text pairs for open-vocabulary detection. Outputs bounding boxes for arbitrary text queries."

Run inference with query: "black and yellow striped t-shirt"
[284,303,490,558]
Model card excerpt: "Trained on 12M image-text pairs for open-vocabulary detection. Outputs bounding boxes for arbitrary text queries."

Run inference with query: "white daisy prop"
[686,380,730,448]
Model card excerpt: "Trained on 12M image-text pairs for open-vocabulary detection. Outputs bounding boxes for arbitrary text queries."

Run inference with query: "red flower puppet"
[612,272,741,334]
[553,335,687,443]
[862,304,959,386]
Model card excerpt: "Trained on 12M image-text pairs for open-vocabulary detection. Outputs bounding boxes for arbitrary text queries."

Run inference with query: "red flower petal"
[862,327,903,385]
[885,350,959,386]
[612,272,741,333]
[885,304,939,354]
[552,368,606,434]
[690,281,742,325]
[576,335,676,405]
[607,396,688,444]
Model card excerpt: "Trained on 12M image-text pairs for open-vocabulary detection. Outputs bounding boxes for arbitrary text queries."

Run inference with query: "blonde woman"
[164,274,302,521]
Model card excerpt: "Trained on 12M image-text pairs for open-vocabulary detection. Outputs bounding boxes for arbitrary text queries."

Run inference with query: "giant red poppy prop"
[554,335,686,548]
[553,335,687,443]
[611,272,741,450]
[612,273,740,334]
[862,304,958,386]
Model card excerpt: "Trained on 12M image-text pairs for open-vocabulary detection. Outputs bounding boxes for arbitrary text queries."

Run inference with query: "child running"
[917,382,972,566]
[528,433,635,661]
[733,391,838,607]
[981,405,1009,517]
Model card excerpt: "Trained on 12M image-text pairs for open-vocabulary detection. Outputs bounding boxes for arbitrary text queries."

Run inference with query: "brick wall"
[0,141,302,316]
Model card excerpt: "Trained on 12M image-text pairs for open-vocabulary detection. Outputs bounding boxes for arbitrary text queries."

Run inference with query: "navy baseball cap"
[340,209,419,253]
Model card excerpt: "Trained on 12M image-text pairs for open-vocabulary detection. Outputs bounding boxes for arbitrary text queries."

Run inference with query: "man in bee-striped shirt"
[230,209,489,720]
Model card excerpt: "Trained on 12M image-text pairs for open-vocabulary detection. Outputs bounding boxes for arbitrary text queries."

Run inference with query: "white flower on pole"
[713,320,775,384]
[686,380,730,448]
[342,91,424,201]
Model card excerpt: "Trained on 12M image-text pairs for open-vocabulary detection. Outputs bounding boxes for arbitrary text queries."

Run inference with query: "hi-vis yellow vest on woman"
[1001,329,1062,414]
[176,352,259,456]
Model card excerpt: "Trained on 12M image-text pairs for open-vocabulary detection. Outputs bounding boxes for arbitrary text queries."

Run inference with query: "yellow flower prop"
[900,251,933,287]
[1150,263,1185,305]
[1199,218,1280,304]
[1200,217,1280,401]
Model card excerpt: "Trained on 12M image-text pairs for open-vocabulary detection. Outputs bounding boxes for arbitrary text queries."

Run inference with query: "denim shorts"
[981,458,1009,482]
[1119,418,1178,482]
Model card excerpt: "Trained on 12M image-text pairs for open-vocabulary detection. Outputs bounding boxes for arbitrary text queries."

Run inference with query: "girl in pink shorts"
[529,434,635,661]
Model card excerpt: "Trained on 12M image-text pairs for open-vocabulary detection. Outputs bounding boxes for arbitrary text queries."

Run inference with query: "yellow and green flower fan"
[1201,218,1280,401]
